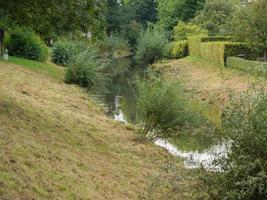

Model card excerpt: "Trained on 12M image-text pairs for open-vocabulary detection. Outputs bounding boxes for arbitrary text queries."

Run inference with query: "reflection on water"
[155,139,228,171]
[90,64,228,170]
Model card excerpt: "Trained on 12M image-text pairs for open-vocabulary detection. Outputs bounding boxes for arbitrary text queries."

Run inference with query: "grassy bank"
[0,57,200,199]
[153,56,267,126]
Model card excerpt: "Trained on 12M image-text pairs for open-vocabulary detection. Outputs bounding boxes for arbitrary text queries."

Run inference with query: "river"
[90,65,228,171]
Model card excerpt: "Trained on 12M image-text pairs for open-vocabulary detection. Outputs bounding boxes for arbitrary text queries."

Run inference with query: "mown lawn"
[0,57,200,199]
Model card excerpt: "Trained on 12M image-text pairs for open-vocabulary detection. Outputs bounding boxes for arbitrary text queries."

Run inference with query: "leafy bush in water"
[135,28,169,67]
[173,21,208,41]
[6,27,48,61]
[202,90,267,200]
[97,36,131,59]
[171,40,188,59]
[97,36,132,78]
[65,48,108,88]
[52,39,88,67]
[137,73,201,139]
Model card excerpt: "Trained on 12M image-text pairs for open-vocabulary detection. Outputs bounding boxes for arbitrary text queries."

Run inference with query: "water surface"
[90,66,227,170]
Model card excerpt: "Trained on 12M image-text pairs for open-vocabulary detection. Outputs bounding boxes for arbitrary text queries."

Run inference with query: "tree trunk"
[264,49,267,62]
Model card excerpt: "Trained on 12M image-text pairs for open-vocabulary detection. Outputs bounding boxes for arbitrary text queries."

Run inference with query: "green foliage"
[97,36,132,77]
[227,57,267,77]
[203,90,267,199]
[6,27,48,61]
[135,28,169,66]
[51,39,88,67]
[97,36,131,59]
[173,21,208,41]
[171,40,188,59]
[157,0,205,32]
[193,0,236,35]
[120,20,143,48]
[65,48,107,88]
[105,0,157,36]
[230,0,267,60]
[137,73,199,139]
[0,0,106,41]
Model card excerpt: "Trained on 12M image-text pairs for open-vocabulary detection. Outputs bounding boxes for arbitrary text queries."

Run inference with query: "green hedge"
[171,40,188,59]
[200,42,225,65]
[200,42,252,66]
[188,36,203,57]
[227,57,267,77]
[188,35,231,57]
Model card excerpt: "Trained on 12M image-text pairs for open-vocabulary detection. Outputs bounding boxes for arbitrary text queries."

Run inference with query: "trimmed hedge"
[171,40,188,59]
[200,42,225,65]
[227,57,267,77]
[188,35,231,57]
[200,42,252,66]
[188,36,204,57]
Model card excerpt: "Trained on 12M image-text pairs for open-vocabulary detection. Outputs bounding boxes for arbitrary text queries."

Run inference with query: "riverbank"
[0,57,200,199]
[153,56,267,125]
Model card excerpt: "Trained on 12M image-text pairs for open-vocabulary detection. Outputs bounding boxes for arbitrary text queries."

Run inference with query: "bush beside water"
[52,39,88,67]
[137,72,203,140]
[135,28,169,67]
[6,27,48,61]
[200,90,267,199]
[65,48,108,88]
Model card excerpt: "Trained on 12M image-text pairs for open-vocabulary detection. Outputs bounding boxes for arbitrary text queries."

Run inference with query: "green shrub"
[171,40,188,59]
[6,27,48,61]
[97,36,131,59]
[135,28,169,67]
[173,21,208,41]
[227,57,267,77]
[65,48,107,88]
[203,90,267,200]
[137,72,201,139]
[52,39,88,67]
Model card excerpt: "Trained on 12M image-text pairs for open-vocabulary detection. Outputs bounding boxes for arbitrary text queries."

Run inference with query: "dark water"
[90,63,227,170]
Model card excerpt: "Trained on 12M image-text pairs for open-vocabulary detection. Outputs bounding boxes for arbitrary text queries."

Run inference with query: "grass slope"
[153,56,267,125]
[0,57,199,200]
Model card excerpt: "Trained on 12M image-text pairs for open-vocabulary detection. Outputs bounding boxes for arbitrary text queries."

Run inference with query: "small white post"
[3,49,8,61]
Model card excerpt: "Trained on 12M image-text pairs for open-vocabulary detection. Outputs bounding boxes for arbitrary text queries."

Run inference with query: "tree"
[193,0,237,35]
[157,0,205,32]
[173,21,208,41]
[126,0,157,26]
[0,0,106,41]
[230,0,267,61]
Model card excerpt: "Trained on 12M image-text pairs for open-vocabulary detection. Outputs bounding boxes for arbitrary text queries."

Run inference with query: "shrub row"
[188,36,203,57]
[188,36,231,57]
[6,27,48,61]
[188,35,256,66]
[171,40,188,59]
[227,57,267,77]
[200,42,252,66]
